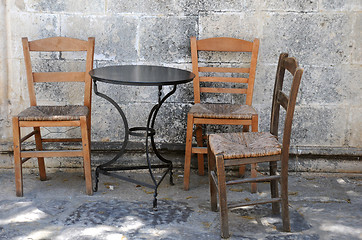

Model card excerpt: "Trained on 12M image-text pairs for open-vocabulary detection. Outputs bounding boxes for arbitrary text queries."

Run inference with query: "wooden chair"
[207,53,303,238]
[184,37,260,191]
[12,37,95,196]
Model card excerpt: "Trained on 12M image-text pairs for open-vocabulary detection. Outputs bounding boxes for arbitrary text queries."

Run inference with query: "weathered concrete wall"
[0,0,361,169]
[0,0,9,147]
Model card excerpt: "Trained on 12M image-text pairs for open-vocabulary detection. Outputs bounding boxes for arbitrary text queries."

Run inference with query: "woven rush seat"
[189,103,257,119]
[18,105,89,121]
[209,132,281,159]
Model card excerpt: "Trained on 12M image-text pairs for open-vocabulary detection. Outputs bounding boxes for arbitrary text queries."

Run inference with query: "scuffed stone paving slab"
[64,199,192,226]
[0,227,20,240]
[0,199,69,224]
[231,204,311,232]
[54,226,221,240]
[228,234,319,240]
[265,234,320,240]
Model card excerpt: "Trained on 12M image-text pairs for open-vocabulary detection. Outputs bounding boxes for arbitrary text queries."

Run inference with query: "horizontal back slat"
[28,37,89,51]
[33,72,86,82]
[282,57,298,75]
[199,67,250,73]
[200,76,248,83]
[200,87,247,94]
[277,91,289,110]
[197,37,253,52]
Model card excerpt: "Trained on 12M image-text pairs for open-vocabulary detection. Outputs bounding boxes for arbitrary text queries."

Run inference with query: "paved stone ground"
[0,168,361,240]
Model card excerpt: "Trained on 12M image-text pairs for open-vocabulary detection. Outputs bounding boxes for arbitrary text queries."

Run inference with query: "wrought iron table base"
[93,81,176,209]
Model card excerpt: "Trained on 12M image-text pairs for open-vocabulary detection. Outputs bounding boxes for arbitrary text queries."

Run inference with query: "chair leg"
[281,163,291,232]
[250,115,258,193]
[184,113,194,190]
[242,125,249,132]
[270,161,280,214]
[251,114,258,132]
[85,118,92,180]
[251,163,257,193]
[238,124,250,177]
[208,142,217,212]
[12,117,23,197]
[216,154,230,239]
[80,116,93,196]
[33,127,46,181]
[195,124,205,176]
[87,116,92,149]
[238,165,246,177]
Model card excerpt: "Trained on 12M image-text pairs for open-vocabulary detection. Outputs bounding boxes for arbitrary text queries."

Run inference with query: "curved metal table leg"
[146,85,177,209]
[92,80,129,192]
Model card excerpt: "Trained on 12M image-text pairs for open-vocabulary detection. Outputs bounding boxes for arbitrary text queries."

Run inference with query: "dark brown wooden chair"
[12,37,95,196]
[207,53,304,238]
[184,37,260,191]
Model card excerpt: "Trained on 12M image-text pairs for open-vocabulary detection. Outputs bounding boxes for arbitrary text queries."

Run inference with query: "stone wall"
[0,0,361,169]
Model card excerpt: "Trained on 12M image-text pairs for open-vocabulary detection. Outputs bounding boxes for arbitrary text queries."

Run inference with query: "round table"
[89,65,195,209]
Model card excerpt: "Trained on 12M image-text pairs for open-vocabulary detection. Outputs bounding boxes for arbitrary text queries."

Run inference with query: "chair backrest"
[22,37,95,108]
[190,37,260,105]
[270,53,303,162]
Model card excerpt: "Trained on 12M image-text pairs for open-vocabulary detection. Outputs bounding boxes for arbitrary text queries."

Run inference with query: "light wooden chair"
[12,37,95,196]
[207,53,303,238]
[184,37,260,191]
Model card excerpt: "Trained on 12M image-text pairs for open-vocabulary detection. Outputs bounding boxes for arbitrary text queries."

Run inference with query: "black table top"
[89,65,195,86]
